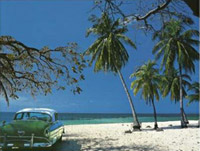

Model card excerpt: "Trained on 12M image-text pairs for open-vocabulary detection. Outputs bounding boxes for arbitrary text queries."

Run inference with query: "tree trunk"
[117,70,141,130]
[179,64,187,128]
[151,98,158,129]
[183,109,189,124]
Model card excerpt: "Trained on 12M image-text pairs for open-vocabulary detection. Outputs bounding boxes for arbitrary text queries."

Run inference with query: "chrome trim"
[7,143,13,147]
[0,134,52,148]
[33,143,52,147]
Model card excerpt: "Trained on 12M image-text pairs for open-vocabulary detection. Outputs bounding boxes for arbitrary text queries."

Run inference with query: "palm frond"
[117,34,137,49]
[181,29,200,39]
[186,82,200,105]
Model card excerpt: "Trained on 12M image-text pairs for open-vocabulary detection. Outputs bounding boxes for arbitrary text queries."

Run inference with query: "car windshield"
[14,112,52,122]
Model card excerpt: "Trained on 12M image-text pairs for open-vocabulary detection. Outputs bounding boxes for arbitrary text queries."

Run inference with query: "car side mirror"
[2,121,6,126]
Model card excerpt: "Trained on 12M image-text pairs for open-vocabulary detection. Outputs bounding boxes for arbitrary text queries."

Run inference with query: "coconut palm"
[152,20,199,127]
[186,82,199,105]
[162,68,191,102]
[161,68,191,124]
[186,82,200,127]
[85,13,140,129]
[130,60,161,129]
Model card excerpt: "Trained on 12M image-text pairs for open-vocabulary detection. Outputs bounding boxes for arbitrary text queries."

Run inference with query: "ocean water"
[0,112,198,125]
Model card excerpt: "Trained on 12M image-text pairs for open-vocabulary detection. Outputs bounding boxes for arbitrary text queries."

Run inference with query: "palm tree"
[186,82,199,105]
[186,82,200,127]
[85,13,140,129]
[152,20,199,127]
[161,68,191,124]
[162,68,191,103]
[130,60,161,129]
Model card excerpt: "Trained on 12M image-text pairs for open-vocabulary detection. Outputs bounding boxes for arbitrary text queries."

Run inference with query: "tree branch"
[135,0,172,21]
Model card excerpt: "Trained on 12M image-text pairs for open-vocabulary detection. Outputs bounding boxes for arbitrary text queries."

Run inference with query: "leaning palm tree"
[161,68,191,124]
[130,60,161,129]
[85,13,140,129]
[152,20,199,127]
[186,82,199,105]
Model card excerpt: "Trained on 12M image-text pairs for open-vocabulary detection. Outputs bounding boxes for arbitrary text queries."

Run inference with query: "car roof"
[16,108,57,117]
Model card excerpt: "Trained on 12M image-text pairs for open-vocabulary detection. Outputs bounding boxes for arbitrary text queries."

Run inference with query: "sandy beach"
[54,120,199,151]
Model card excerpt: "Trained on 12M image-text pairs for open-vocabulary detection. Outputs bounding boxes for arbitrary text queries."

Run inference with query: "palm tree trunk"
[117,70,141,130]
[179,64,187,128]
[151,98,158,129]
[183,109,189,124]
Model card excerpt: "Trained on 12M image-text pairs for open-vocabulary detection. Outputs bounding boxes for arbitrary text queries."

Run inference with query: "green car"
[0,108,64,150]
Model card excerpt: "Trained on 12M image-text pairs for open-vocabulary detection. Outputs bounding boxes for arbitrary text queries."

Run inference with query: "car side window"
[23,112,30,120]
[15,113,23,120]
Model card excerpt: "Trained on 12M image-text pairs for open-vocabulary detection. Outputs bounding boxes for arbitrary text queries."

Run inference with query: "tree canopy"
[187,82,200,105]
[85,13,136,73]
[0,36,86,105]
[152,19,199,73]
[91,0,198,32]
[130,60,160,103]
[161,68,191,102]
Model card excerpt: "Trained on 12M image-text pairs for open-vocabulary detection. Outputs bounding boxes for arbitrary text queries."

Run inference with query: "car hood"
[1,120,50,137]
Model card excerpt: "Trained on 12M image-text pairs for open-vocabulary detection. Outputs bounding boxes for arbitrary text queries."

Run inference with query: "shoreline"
[1,112,199,126]
[55,120,199,151]
[62,119,199,126]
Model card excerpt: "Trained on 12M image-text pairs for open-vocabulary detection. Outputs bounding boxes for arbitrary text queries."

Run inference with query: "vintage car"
[0,108,64,150]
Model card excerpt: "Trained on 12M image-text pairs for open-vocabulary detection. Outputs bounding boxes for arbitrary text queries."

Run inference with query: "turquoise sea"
[0,112,198,125]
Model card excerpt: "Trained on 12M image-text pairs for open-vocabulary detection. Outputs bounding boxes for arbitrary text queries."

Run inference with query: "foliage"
[85,12,140,128]
[130,60,161,104]
[85,12,136,72]
[91,0,195,31]
[0,36,86,105]
[186,82,200,105]
[152,19,199,127]
[152,19,199,73]
[161,68,191,102]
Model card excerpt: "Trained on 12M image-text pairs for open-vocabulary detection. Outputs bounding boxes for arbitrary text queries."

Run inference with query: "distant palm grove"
[85,10,199,129]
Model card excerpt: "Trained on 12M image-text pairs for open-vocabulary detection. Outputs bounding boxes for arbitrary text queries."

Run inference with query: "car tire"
[58,134,63,143]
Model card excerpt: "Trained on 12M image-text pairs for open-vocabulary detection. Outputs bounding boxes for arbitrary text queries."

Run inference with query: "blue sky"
[0,0,199,113]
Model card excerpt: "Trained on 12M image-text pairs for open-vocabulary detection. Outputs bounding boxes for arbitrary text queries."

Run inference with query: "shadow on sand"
[53,137,160,151]
[0,139,158,151]
[4,125,199,151]
[0,140,81,151]
[52,139,81,151]
[140,122,199,131]
[160,123,199,130]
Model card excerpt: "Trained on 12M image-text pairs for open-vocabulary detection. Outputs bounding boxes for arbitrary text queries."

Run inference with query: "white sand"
[54,120,200,151]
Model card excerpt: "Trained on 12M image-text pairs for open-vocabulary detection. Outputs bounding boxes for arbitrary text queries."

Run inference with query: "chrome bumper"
[0,134,52,149]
